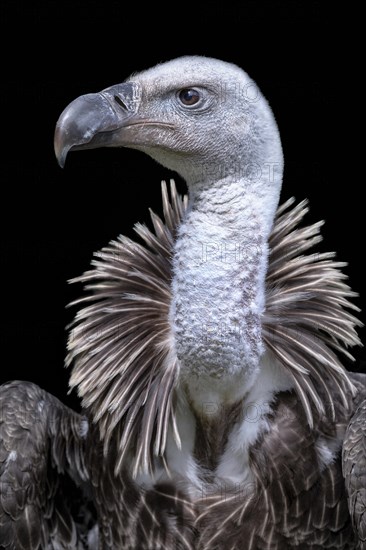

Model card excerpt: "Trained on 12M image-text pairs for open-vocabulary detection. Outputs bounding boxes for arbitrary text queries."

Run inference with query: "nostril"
[114,95,128,110]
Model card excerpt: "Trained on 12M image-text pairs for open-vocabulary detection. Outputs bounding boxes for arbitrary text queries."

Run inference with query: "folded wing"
[0,381,97,549]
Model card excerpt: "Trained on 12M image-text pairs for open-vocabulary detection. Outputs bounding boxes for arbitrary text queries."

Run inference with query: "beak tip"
[54,125,69,168]
[57,153,66,169]
[54,147,67,169]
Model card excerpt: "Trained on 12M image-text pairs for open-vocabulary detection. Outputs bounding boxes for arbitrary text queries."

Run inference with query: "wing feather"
[0,381,96,549]
[343,373,366,548]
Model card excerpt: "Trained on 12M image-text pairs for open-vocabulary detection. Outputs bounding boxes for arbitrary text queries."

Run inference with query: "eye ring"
[178,88,201,106]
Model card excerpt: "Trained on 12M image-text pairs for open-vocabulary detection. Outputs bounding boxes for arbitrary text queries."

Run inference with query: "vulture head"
[55,56,283,232]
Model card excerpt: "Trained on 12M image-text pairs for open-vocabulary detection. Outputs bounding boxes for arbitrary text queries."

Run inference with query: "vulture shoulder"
[343,372,366,549]
[0,381,97,549]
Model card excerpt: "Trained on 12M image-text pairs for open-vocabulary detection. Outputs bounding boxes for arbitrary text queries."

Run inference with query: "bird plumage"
[1,56,365,549]
[0,381,95,549]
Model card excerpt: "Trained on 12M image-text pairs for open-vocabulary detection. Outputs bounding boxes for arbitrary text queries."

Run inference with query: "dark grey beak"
[54,82,141,167]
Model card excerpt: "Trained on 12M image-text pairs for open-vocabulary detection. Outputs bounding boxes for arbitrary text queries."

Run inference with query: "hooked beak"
[54,82,142,167]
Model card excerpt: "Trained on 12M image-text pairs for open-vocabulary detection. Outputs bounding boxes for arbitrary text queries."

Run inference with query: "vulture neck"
[171,169,282,410]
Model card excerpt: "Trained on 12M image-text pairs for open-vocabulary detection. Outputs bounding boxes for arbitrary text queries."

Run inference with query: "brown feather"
[66,182,362,481]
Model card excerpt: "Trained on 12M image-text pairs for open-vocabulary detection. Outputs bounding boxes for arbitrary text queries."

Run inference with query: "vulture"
[1,56,365,550]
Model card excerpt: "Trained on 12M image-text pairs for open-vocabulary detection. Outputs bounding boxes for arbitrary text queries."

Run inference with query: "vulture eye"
[178,88,201,106]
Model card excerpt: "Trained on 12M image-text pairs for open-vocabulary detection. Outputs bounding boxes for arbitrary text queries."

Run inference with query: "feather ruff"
[66,181,361,475]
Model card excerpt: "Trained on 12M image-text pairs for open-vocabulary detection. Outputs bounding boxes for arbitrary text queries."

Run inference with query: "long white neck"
[170,162,282,410]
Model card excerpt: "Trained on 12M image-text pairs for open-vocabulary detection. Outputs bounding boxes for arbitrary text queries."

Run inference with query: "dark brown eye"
[178,88,200,106]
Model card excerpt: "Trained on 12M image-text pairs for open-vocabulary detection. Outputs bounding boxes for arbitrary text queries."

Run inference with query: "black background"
[2,1,364,411]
